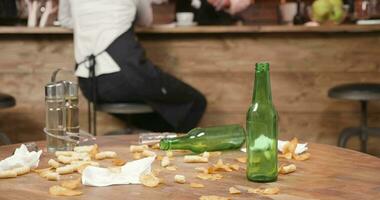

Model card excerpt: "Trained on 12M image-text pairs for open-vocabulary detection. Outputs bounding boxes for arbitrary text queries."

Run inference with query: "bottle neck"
[252,65,272,104]
[160,136,190,151]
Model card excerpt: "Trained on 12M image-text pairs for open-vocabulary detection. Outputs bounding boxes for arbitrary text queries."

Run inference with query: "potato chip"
[130,145,148,153]
[165,166,177,171]
[235,157,246,163]
[184,155,208,163]
[0,170,17,179]
[230,164,240,171]
[111,158,127,166]
[199,195,230,200]
[34,167,59,181]
[278,152,292,160]
[212,159,233,172]
[61,178,81,190]
[294,153,311,161]
[248,187,280,195]
[89,144,99,159]
[174,175,186,184]
[196,173,223,181]
[49,185,82,196]
[140,173,160,188]
[161,156,170,167]
[287,138,298,155]
[190,183,204,188]
[229,187,241,194]
[156,155,163,161]
[279,164,296,174]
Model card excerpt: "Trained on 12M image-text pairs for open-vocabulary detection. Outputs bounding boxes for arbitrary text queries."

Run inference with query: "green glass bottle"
[160,124,245,154]
[246,62,278,182]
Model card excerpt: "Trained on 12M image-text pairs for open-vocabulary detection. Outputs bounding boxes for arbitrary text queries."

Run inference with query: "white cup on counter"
[176,12,195,26]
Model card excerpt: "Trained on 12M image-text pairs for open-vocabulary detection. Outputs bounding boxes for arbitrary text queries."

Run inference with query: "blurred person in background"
[59,0,207,133]
[176,0,251,25]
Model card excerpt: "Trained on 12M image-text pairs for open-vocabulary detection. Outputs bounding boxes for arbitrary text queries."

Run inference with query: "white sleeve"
[58,0,73,28]
[136,0,153,27]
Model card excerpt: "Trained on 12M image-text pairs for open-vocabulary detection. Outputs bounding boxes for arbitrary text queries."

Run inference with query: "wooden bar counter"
[0,135,379,199]
[0,25,379,155]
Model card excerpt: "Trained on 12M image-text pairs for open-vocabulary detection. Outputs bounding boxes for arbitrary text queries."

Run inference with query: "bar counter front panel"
[0,25,379,155]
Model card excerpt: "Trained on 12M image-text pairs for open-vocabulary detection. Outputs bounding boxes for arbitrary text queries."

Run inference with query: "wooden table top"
[0,135,379,200]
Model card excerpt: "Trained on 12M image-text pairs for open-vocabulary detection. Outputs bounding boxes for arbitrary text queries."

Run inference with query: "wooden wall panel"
[0,32,379,156]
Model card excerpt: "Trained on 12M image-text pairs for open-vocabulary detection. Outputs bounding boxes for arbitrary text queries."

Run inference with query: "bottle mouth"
[255,62,270,72]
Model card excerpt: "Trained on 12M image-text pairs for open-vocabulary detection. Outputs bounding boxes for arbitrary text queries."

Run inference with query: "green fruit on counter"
[312,0,333,22]
[329,6,345,23]
[329,0,343,7]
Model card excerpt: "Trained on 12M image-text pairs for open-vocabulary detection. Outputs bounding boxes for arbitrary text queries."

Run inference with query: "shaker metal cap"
[60,81,78,97]
[45,82,65,99]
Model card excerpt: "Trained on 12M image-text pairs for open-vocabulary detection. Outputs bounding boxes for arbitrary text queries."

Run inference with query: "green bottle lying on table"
[246,62,278,182]
[159,124,246,154]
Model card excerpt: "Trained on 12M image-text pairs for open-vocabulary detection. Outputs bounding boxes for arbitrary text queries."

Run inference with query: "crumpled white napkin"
[241,140,308,155]
[82,156,156,187]
[0,144,42,171]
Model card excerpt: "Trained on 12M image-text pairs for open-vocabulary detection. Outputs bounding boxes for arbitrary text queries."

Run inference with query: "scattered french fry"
[166,151,173,158]
[55,151,75,157]
[213,159,232,172]
[74,145,97,153]
[0,170,17,179]
[95,151,117,160]
[57,155,78,164]
[184,155,208,163]
[140,173,160,188]
[229,187,241,194]
[161,156,170,167]
[133,152,142,160]
[195,167,208,174]
[14,166,30,176]
[150,143,160,149]
[230,164,240,171]
[142,150,156,158]
[190,183,204,188]
[48,159,61,168]
[202,152,210,159]
[45,172,60,181]
[174,175,186,184]
[49,185,82,196]
[165,166,177,171]
[130,145,148,153]
[279,164,296,174]
[56,165,76,175]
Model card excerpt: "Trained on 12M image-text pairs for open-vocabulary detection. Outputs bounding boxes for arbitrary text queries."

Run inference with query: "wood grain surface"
[0,135,379,200]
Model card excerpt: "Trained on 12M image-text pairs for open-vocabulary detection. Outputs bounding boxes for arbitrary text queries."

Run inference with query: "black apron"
[78,29,207,132]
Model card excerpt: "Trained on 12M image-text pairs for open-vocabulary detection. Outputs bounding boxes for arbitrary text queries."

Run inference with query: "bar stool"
[0,93,16,145]
[89,103,154,136]
[328,83,380,153]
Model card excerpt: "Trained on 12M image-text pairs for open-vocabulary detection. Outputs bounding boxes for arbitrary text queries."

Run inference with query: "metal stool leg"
[0,131,11,145]
[338,127,360,148]
[360,101,368,153]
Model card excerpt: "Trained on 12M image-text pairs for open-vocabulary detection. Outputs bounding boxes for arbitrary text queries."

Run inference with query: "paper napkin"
[0,144,42,171]
[241,140,308,155]
[82,156,156,187]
